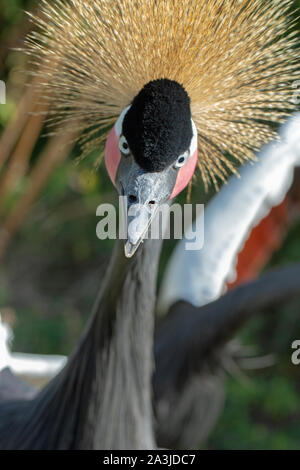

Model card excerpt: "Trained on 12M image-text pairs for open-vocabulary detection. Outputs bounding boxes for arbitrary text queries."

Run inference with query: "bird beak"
[121,197,160,258]
[116,158,177,258]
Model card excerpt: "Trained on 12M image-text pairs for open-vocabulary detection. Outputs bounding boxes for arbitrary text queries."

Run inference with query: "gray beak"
[117,157,177,258]
[121,197,159,258]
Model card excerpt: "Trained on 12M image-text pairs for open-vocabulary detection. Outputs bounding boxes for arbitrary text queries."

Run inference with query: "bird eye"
[174,151,189,169]
[119,135,130,155]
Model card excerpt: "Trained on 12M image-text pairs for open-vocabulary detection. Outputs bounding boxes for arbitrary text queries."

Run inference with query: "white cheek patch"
[190,119,198,156]
[115,105,131,137]
[105,106,131,185]
[170,119,198,199]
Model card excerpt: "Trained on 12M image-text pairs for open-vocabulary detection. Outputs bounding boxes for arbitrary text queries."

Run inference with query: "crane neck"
[79,238,163,449]
[31,237,163,450]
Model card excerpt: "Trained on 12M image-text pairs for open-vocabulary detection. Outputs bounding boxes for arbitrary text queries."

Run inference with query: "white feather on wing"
[158,113,300,314]
[0,316,66,381]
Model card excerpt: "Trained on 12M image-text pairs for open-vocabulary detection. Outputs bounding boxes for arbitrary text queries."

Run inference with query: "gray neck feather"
[78,238,162,449]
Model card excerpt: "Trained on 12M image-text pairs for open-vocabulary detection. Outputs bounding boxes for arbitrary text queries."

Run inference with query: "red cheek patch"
[105,127,121,185]
[170,149,198,199]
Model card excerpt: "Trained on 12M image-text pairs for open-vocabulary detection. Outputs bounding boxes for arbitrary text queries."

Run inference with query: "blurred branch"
[0,125,78,258]
[0,72,46,170]
[0,100,47,206]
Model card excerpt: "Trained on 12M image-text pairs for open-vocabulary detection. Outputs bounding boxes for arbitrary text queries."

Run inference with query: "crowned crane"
[0,0,299,450]
[1,115,300,449]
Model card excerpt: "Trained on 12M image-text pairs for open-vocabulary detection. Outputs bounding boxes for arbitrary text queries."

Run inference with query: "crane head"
[105,79,198,257]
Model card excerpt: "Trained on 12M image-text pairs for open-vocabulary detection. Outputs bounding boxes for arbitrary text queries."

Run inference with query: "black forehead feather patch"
[122,79,193,172]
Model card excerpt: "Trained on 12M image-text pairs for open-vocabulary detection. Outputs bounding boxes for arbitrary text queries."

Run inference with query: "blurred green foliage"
[0,0,300,450]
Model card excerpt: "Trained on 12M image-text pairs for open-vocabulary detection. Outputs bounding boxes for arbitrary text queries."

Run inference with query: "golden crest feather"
[25,0,300,188]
